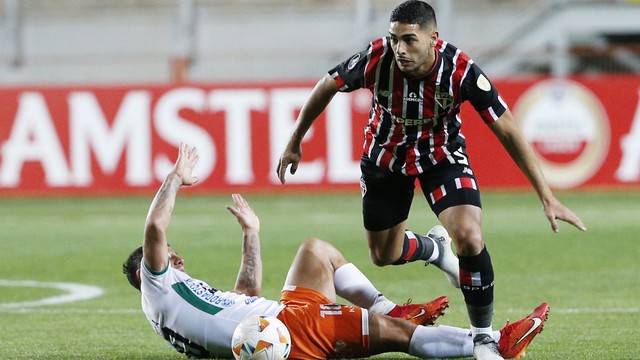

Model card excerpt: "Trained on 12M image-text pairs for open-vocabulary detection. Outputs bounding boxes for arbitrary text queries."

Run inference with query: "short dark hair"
[123,246,143,291]
[390,0,437,29]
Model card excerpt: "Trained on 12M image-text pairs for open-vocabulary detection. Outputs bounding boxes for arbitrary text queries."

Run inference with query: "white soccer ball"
[231,314,292,360]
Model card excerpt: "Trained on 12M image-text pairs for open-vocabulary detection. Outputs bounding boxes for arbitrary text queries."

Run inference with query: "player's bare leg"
[365,221,408,266]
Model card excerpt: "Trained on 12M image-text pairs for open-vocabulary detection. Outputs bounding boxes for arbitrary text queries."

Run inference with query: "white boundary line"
[0,279,104,308]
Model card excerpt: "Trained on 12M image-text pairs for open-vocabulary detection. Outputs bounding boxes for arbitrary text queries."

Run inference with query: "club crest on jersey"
[435,92,454,114]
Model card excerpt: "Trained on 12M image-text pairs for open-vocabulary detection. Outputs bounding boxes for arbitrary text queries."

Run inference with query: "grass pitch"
[1,190,638,359]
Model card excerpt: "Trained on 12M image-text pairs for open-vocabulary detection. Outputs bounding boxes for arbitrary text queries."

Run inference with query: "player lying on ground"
[123,143,549,359]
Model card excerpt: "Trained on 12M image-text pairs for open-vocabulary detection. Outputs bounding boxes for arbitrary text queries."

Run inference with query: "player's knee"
[300,237,338,256]
[369,251,394,267]
[300,237,325,252]
[449,224,483,256]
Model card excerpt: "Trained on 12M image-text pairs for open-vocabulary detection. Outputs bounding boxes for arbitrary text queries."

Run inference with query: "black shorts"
[360,154,482,231]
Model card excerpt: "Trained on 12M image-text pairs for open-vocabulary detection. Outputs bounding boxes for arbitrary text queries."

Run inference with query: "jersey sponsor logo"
[404,92,421,102]
[171,278,230,315]
[390,114,435,126]
[514,79,609,188]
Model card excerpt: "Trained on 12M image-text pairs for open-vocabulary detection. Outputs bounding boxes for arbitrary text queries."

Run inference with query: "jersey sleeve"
[140,257,172,295]
[328,45,372,93]
[462,63,508,124]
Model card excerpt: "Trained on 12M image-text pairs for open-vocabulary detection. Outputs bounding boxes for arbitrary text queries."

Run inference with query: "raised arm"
[226,194,263,296]
[276,73,340,184]
[143,143,199,272]
[489,109,586,233]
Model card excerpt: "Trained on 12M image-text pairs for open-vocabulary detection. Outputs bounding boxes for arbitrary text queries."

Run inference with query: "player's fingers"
[277,160,288,184]
[548,213,559,233]
[563,213,587,231]
[225,205,240,217]
[290,162,298,175]
[236,195,249,209]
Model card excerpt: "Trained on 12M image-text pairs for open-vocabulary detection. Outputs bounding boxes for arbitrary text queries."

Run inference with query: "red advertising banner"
[0,76,639,196]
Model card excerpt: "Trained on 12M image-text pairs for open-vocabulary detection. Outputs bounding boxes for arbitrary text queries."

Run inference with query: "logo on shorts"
[514,79,609,188]
[360,177,367,198]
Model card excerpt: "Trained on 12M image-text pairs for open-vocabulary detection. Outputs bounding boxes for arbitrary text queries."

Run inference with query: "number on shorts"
[449,149,469,165]
[319,303,343,318]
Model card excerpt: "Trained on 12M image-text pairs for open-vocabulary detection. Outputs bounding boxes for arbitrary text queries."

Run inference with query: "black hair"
[390,0,437,29]
[123,246,143,291]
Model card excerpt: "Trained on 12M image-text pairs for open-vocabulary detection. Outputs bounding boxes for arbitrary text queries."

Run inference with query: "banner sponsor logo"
[1,77,639,194]
[514,79,610,188]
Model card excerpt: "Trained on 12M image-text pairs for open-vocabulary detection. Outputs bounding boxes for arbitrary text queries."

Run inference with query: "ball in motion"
[231,314,291,360]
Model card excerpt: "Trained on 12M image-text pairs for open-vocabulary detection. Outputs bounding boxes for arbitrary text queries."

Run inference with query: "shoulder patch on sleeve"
[477,74,491,91]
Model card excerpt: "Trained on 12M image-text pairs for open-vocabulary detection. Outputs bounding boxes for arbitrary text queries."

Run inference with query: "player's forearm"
[501,131,554,202]
[142,172,181,270]
[234,230,263,296]
[145,173,181,232]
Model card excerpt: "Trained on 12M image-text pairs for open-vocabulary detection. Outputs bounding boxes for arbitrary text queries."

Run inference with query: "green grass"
[1,190,639,359]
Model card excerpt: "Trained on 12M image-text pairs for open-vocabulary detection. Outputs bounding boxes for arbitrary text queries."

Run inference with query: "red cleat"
[389,296,449,326]
[498,302,550,359]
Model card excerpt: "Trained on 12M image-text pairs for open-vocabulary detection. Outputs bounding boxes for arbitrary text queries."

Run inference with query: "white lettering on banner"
[0,87,363,189]
[326,94,359,183]
[210,90,267,184]
[269,89,325,184]
[616,89,640,182]
[0,92,71,187]
[69,91,152,186]
[154,88,216,183]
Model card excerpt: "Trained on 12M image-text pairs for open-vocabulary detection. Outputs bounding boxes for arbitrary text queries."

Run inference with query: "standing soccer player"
[276,1,586,359]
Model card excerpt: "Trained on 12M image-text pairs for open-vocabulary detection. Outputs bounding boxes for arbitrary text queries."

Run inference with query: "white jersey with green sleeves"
[140,259,285,359]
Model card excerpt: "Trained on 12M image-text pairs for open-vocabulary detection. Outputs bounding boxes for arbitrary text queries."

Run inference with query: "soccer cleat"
[391,296,449,326]
[498,302,550,359]
[425,225,460,288]
[473,334,505,360]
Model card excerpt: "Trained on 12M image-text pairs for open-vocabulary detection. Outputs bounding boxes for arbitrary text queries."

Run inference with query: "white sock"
[424,233,440,263]
[471,325,494,340]
[409,325,474,358]
[334,263,395,313]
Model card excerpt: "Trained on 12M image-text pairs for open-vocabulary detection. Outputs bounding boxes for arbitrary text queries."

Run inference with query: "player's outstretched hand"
[276,144,302,184]
[226,194,260,233]
[543,197,586,233]
[173,143,199,186]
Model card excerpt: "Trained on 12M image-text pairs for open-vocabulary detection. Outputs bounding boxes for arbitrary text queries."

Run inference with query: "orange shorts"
[276,286,370,359]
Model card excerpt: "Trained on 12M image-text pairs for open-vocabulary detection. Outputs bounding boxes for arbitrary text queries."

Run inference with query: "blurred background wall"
[2,0,640,85]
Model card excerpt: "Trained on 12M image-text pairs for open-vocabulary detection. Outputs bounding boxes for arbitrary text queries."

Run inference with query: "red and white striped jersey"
[329,38,508,175]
